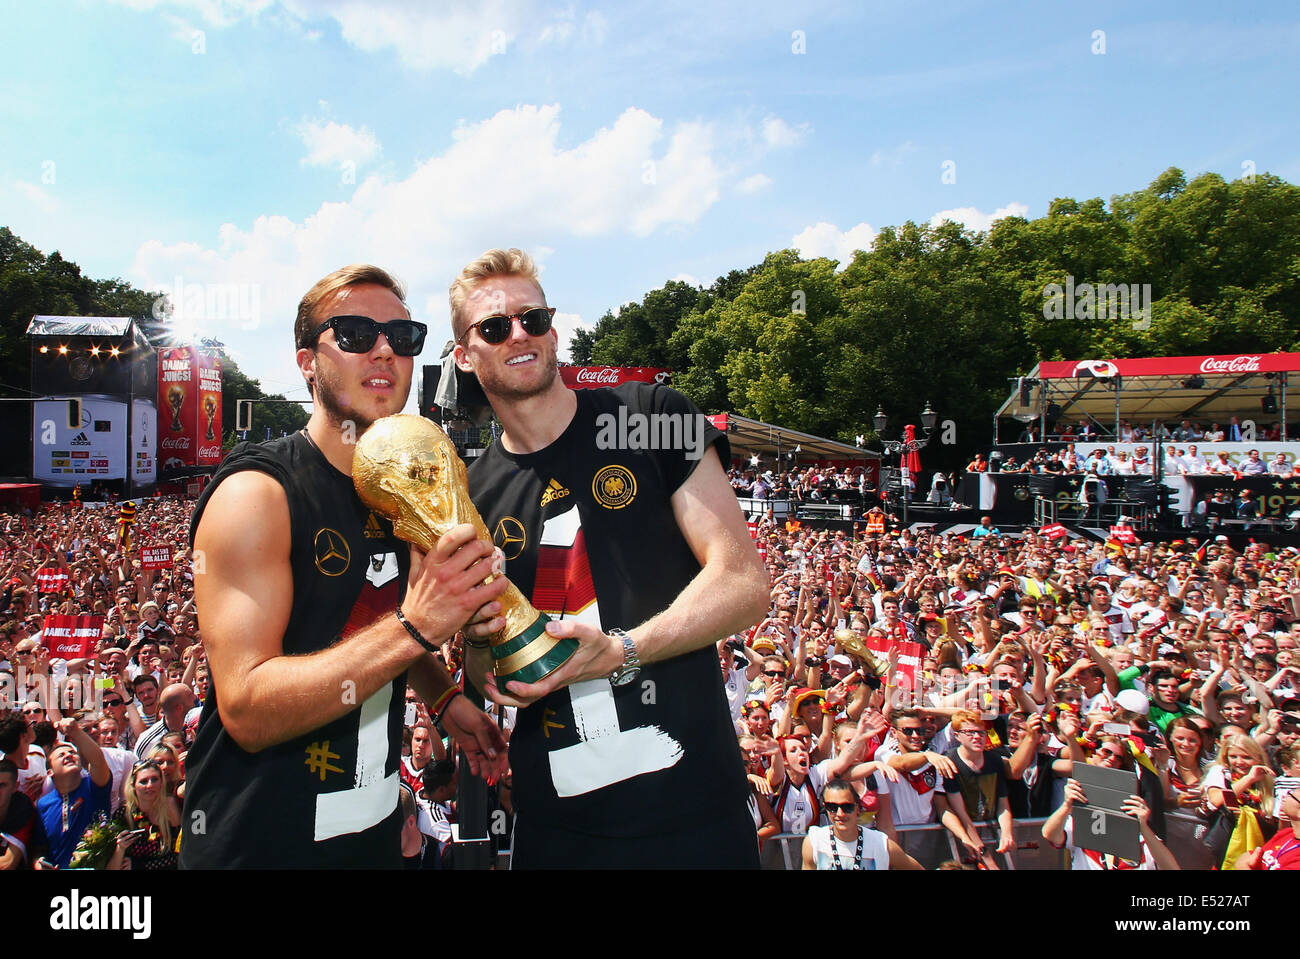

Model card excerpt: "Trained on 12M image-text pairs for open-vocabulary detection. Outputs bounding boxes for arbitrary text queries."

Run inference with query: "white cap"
[1115,689,1150,716]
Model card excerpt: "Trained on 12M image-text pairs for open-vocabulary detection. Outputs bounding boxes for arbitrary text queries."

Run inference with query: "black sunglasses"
[304,315,427,356]
[763,669,785,677]
[824,801,858,814]
[461,307,555,346]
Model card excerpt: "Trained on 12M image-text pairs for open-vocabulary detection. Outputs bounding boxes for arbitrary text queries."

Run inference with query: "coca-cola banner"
[159,347,199,468]
[1039,352,1300,380]
[41,613,104,659]
[559,366,672,389]
[158,348,222,468]
[196,350,223,465]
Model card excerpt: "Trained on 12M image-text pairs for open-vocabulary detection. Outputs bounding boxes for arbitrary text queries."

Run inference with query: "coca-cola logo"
[197,445,221,459]
[1199,355,1261,374]
[160,437,192,450]
[574,367,621,384]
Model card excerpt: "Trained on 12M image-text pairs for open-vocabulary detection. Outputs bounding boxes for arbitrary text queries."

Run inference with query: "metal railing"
[736,497,793,519]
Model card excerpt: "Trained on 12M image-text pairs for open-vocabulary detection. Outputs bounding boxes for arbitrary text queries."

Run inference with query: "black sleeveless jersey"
[180,432,408,868]
[467,383,752,838]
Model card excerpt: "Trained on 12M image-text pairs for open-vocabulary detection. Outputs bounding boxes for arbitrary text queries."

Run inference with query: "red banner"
[196,350,223,465]
[139,545,173,570]
[159,346,200,469]
[865,636,924,691]
[559,366,671,389]
[41,614,104,659]
[1038,352,1300,380]
[1109,525,1138,544]
[158,347,222,468]
[35,569,70,593]
[1039,524,1067,540]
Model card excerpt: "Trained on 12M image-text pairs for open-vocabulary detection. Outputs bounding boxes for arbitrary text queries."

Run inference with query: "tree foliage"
[573,168,1300,465]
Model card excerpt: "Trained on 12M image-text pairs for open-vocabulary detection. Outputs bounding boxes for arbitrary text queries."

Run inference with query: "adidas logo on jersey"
[363,512,386,539]
[540,478,570,508]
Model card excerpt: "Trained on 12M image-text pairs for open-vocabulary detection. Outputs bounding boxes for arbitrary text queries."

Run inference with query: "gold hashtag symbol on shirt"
[305,741,344,781]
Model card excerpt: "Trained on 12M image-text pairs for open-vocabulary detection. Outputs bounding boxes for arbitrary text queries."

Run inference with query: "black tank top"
[180,432,408,868]
[467,384,752,838]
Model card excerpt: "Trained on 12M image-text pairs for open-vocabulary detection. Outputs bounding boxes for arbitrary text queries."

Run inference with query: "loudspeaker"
[420,364,489,419]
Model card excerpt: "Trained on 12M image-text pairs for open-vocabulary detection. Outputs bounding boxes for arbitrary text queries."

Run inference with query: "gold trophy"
[167,385,185,432]
[833,628,889,680]
[353,414,577,686]
[202,395,217,441]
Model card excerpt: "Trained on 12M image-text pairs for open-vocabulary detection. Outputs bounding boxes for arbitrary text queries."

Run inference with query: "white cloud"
[761,115,808,149]
[929,202,1029,232]
[295,117,381,169]
[736,173,772,194]
[550,310,589,362]
[869,140,917,167]
[670,273,701,286]
[11,180,57,213]
[790,221,876,268]
[109,0,272,29]
[160,12,201,41]
[581,10,609,45]
[108,0,581,74]
[128,104,736,391]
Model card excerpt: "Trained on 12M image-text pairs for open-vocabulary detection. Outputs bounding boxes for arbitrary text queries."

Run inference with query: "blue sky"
[2,0,1297,410]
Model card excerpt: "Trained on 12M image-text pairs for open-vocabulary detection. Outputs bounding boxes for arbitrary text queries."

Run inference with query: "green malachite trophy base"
[492,612,579,686]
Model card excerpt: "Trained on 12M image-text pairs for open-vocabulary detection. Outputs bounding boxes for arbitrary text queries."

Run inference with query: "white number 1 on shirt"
[540,506,684,796]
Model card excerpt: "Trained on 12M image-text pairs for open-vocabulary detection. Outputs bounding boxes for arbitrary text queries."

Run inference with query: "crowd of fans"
[719,512,1300,869]
[1020,418,1288,445]
[729,465,873,502]
[3,488,1300,870]
[972,444,1293,478]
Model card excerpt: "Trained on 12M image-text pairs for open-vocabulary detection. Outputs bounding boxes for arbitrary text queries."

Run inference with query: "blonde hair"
[124,760,174,852]
[448,248,542,340]
[294,264,407,350]
[1215,733,1275,811]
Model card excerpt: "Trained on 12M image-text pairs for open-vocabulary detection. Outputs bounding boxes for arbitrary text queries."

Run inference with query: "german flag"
[118,502,137,551]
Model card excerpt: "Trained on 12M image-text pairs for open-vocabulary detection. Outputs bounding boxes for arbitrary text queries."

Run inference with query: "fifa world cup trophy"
[353,414,577,685]
[167,385,185,432]
[202,395,217,441]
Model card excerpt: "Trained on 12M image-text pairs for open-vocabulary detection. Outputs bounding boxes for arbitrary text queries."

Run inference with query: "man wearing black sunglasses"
[452,248,769,868]
[182,264,509,868]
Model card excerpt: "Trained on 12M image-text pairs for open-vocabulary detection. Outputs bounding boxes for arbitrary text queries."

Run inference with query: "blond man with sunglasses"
[453,248,768,868]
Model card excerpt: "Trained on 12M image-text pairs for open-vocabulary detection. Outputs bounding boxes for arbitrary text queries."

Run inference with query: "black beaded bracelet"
[395,605,440,655]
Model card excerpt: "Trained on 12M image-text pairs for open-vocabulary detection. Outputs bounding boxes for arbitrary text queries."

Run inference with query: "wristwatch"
[608,628,641,688]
